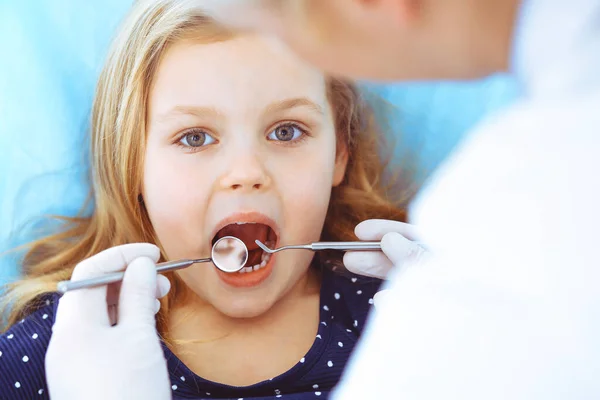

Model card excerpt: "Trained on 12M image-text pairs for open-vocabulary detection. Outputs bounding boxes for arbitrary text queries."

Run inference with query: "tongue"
[216,223,269,250]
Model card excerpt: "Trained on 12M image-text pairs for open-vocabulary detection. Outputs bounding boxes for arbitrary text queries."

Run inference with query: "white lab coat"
[334,0,600,398]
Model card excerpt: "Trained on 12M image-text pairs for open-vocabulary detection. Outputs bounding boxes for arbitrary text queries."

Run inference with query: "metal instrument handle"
[56,258,210,293]
[310,241,381,251]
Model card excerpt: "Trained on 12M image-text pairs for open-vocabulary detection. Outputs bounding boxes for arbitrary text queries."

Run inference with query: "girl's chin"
[211,296,277,319]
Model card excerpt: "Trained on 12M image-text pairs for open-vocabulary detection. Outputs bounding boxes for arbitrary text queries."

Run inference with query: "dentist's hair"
[1,0,410,331]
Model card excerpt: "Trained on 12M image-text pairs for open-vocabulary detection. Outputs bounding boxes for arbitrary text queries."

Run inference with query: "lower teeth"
[239,252,271,274]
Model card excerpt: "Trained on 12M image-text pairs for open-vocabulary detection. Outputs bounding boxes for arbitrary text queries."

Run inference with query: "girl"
[0,0,409,398]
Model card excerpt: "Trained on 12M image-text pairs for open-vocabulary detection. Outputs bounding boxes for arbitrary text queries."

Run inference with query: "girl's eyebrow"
[154,105,225,123]
[154,97,323,124]
[263,97,325,116]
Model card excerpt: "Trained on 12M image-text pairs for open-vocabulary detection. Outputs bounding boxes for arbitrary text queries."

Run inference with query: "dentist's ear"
[355,0,423,23]
[195,0,285,33]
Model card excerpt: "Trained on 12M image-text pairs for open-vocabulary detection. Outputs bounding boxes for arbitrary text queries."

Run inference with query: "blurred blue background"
[0,0,519,285]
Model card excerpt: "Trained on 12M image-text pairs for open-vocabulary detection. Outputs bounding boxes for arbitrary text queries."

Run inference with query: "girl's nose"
[218,145,272,192]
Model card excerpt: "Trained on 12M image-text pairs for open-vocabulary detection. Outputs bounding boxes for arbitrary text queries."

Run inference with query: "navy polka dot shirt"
[0,266,381,399]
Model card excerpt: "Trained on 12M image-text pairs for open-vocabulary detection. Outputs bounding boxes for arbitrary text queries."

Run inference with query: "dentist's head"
[197,0,521,81]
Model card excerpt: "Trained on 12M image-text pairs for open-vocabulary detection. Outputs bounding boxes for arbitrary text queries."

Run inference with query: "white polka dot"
[22,355,29,362]
[180,376,185,381]
[313,384,319,389]
[334,293,340,300]
[32,333,39,339]
[206,393,211,396]
[346,328,352,333]
[356,290,362,295]
[368,298,374,305]
[20,319,25,324]
[316,334,322,339]
[15,382,21,388]
[276,396,282,398]
[331,315,334,320]
[323,305,329,311]
[46,300,50,306]
[338,341,344,347]
[275,389,281,395]
[38,389,44,395]
[171,384,178,390]
[315,391,322,396]
[300,357,305,363]
[327,360,333,367]
[0,350,3,357]
[42,314,48,320]
[353,320,358,327]
[351,278,357,283]
[7,333,14,339]
[238,398,244,400]
[321,321,327,326]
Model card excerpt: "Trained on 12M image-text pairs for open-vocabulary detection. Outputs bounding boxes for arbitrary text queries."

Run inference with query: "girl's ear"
[332,142,349,187]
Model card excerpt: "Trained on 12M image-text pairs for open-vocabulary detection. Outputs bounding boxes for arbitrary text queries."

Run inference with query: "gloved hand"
[344,219,428,275]
[46,244,172,400]
[343,220,429,308]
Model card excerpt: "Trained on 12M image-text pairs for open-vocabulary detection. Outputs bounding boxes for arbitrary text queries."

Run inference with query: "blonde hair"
[1,0,411,332]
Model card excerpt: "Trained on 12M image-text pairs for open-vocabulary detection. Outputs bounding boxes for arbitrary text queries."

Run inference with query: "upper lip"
[210,211,281,243]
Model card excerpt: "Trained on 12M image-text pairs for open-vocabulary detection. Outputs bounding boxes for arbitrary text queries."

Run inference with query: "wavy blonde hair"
[1,0,411,332]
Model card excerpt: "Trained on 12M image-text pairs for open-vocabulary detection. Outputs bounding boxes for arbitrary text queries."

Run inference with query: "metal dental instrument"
[255,239,381,254]
[57,236,249,294]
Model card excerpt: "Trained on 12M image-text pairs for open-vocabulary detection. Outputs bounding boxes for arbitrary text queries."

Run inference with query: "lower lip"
[215,252,275,288]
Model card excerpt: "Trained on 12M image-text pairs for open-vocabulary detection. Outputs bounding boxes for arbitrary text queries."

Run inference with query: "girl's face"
[143,34,347,318]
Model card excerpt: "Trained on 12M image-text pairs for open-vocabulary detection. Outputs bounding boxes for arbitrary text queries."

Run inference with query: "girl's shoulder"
[0,293,59,399]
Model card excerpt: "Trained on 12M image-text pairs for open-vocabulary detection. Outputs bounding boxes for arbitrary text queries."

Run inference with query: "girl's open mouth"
[212,221,278,287]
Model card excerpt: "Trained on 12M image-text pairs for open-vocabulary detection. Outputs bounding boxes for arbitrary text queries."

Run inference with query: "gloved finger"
[100,268,169,324]
[152,275,171,315]
[70,243,160,281]
[381,232,427,266]
[57,244,160,327]
[156,275,171,299]
[355,219,419,241]
[373,289,391,309]
[119,256,160,327]
[343,251,393,279]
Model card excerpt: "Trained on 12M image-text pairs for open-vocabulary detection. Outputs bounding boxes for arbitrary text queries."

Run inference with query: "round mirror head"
[211,236,248,273]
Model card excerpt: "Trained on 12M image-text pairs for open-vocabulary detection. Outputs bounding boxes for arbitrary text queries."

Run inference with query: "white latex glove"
[343,219,429,280]
[343,220,428,309]
[46,244,172,400]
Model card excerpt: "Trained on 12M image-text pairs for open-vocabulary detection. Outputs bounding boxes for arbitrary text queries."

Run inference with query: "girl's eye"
[267,123,305,142]
[179,129,216,148]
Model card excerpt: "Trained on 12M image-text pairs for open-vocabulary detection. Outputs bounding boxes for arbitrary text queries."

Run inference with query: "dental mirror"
[211,235,249,273]
[56,236,249,293]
